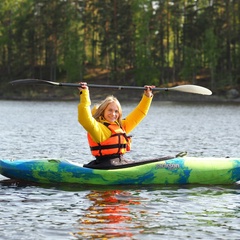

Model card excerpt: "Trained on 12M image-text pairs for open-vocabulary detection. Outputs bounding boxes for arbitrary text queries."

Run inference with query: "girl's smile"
[103,102,119,122]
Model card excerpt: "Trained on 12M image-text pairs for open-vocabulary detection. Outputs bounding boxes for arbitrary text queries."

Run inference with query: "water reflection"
[1,179,240,239]
[1,100,240,239]
[73,190,141,239]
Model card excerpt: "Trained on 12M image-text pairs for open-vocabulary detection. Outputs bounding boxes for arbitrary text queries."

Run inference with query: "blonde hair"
[92,95,123,126]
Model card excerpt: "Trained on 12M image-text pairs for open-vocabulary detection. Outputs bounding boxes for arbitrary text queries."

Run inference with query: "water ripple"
[1,100,240,239]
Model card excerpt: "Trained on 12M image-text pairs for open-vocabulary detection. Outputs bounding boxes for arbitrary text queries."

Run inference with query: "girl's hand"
[78,82,88,91]
[144,85,155,97]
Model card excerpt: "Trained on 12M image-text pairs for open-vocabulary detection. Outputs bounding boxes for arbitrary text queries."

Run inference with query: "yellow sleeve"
[78,90,111,143]
[122,94,153,134]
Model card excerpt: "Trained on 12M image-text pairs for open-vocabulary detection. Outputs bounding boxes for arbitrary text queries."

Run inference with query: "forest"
[0,0,240,96]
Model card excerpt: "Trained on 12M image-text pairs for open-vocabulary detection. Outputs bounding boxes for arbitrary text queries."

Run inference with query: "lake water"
[1,99,240,239]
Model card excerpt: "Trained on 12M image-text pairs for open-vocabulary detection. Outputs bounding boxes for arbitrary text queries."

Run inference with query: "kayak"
[1,157,240,185]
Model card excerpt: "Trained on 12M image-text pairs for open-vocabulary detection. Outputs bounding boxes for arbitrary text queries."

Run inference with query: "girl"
[78,82,154,169]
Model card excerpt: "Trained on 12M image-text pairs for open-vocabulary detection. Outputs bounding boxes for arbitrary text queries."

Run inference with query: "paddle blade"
[9,79,61,86]
[169,85,212,95]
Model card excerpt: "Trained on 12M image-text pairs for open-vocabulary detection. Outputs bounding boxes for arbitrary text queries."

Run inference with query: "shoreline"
[1,92,240,104]
[1,84,240,103]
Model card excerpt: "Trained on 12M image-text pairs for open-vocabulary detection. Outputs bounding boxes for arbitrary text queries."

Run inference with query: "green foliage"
[0,0,240,92]
[202,27,221,88]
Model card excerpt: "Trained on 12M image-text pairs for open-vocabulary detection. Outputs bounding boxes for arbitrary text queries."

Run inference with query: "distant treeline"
[0,0,240,91]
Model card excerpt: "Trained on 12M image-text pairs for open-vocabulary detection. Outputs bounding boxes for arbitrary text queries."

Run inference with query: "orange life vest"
[87,122,131,157]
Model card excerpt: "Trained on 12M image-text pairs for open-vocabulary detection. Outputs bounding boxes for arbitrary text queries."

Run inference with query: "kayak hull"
[1,157,240,185]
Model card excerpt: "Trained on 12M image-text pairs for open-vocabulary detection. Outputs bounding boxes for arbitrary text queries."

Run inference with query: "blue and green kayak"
[1,157,240,185]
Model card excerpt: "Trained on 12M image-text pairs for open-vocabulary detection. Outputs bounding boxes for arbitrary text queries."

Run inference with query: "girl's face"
[103,102,120,122]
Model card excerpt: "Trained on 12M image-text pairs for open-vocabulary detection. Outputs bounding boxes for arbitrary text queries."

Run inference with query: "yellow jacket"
[78,89,153,143]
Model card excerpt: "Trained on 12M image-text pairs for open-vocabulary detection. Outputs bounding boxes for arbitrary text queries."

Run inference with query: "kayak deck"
[1,157,240,185]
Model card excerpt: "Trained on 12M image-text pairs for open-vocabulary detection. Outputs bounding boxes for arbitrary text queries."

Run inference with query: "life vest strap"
[90,143,127,151]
